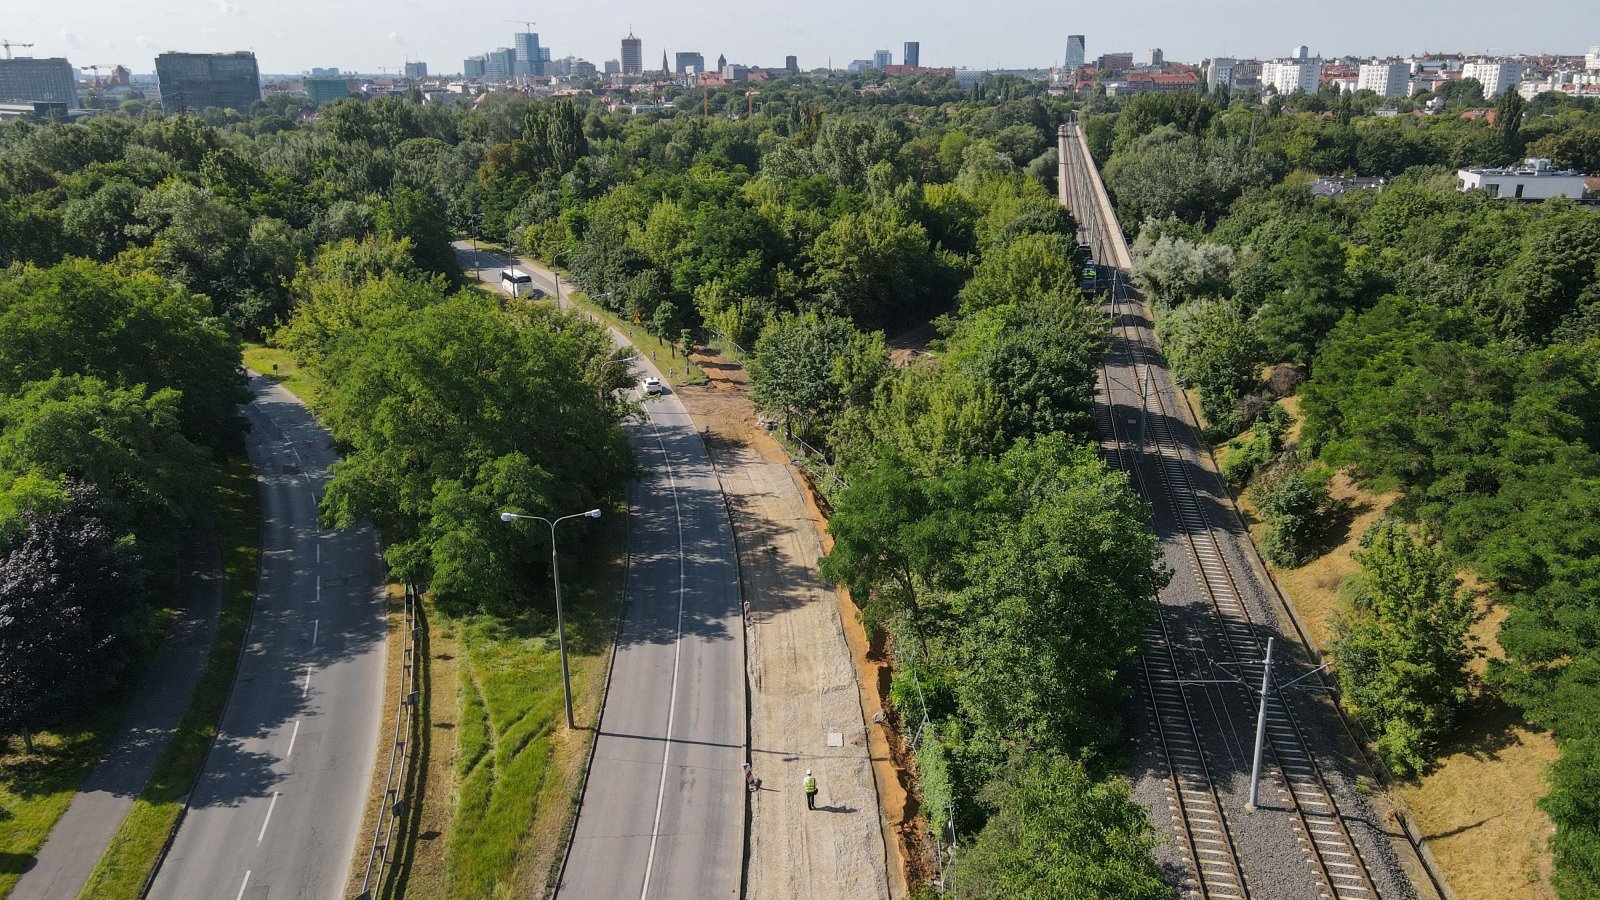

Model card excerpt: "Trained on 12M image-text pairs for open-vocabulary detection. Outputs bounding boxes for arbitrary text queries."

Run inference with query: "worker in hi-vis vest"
[803,769,818,810]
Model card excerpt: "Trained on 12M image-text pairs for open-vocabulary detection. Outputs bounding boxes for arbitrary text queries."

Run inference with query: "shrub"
[1221,404,1291,485]
[1255,466,1329,567]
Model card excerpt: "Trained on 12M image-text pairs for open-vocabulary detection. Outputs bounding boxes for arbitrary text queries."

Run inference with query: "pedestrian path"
[9,528,224,900]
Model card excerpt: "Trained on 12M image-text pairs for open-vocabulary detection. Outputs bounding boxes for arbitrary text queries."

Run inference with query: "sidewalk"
[9,528,224,900]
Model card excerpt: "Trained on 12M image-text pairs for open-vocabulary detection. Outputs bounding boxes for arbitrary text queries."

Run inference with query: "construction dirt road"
[677,350,906,900]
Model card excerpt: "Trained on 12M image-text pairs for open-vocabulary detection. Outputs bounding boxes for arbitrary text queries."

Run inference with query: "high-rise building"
[310,67,340,77]
[404,61,428,80]
[572,59,597,77]
[903,42,920,68]
[785,55,799,74]
[1143,48,1164,68]
[1357,61,1410,97]
[675,52,705,74]
[1205,57,1237,91]
[604,59,620,75]
[1462,59,1525,98]
[0,57,77,105]
[1065,35,1086,71]
[1588,45,1600,73]
[155,51,261,113]
[872,49,891,70]
[621,33,643,75]
[514,32,543,76]
[464,57,486,78]
[1262,58,1321,95]
[484,47,517,81]
[1095,52,1133,75]
[304,77,350,103]
[1293,44,1311,60]
[717,53,727,71]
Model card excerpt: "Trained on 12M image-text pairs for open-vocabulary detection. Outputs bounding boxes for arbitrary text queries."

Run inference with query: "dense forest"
[1103,86,1600,896]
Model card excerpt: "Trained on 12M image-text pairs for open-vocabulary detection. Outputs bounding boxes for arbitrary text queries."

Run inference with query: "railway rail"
[1064,119,1383,900]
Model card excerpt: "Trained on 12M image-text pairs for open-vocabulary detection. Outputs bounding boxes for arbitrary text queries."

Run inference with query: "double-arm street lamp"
[498,508,601,729]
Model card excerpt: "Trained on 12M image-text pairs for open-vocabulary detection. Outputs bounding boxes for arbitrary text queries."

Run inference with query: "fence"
[354,582,421,900]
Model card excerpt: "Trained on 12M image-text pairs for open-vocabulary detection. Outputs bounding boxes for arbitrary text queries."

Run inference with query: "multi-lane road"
[454,243,746,899]
[147,375,388,900]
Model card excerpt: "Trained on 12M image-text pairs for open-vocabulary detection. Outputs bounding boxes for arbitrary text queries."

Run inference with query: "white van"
[500,269,534,297]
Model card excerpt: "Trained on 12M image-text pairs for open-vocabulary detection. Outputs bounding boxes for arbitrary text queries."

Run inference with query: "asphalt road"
[449,241,747,899]
[147,375,388,900]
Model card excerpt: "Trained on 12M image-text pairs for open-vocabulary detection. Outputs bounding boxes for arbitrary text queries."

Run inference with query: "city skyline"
[9,0,1596,75]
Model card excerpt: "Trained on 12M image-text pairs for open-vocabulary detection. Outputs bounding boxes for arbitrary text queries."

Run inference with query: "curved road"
[148,375,388,900]
[453,243,746,899]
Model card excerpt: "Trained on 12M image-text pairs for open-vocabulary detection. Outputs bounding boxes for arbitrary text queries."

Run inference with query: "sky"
[13,0,1598,76]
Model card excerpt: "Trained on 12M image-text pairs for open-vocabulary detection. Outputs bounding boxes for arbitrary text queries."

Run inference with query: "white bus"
[500,268,534,297]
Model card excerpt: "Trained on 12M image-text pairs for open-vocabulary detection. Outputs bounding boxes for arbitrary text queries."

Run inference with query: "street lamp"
[597,356,638,402]
[498,508,602,729]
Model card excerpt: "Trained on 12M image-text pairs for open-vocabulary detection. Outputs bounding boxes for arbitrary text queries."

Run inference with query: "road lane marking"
[311,618,318,645]
[316,575,320,604]
[235,870,251,900]
[257,792,279,843]
[286,719,300,757]
[640,416,688,900]
[303,666,311,697]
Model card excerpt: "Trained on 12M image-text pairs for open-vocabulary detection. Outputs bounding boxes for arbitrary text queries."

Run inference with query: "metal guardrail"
[355,582,420,900]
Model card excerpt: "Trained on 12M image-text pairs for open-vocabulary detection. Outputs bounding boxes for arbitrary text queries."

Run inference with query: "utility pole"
[1247,637,1275,810]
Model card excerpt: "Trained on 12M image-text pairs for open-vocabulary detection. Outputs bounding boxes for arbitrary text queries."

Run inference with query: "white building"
[1293,44,1311,60]
[1206,57,1237,91]
[1462,59,1525,98]
[1262,58,1320,95]
[1587,45,1600,72]
[1458,159,1588,200]
[1142,48,1164,68]
[1358,61,1410,97]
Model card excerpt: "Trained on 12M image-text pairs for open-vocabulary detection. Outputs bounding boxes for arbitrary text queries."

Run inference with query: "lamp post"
[499,508,601,729]
[598,356,638,402]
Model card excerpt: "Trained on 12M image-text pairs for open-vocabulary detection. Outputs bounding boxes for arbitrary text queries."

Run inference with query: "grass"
[0,702,124,897]
[75,455,262,899]
[390,506,626,899]
[563,290,709,387]
[243,342,324,408]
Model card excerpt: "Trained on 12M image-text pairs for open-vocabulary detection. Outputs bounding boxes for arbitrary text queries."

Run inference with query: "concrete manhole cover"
[826,732,844,747]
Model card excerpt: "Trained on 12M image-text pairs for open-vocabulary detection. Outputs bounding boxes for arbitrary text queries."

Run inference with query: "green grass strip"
[76,456,262,899]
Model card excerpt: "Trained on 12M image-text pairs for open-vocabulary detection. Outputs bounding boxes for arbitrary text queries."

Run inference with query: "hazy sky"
[14,0,1597,75]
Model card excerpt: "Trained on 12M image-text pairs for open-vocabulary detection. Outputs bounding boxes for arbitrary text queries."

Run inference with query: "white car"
[643,376,663,395]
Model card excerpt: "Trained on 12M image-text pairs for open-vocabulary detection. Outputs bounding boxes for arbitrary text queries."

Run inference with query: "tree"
[1332,519,1473,777]
[956,232,1078,313]
[0,259,246,447]
[1156,296,1263,428]
[1130,231,1235,305]
[750,311,886,441]
[1544,734,1600,899]
[1494,89,1526,163]
[806,208,946,330]
[949,756,1168,900]
[0,483,141,748]
[374,185,457,275]
[1254,227,1358,365]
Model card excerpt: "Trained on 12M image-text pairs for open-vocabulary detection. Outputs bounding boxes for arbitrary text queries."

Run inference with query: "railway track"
[1065,120,1383,900]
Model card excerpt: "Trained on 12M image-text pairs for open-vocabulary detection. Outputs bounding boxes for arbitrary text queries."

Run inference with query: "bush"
[1221,404,1291,485]
[1545,734,1600,899]
[1264,364,1306,398]
[1255,466,1329,567]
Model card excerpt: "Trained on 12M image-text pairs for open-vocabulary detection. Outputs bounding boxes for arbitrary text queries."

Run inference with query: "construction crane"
[2,40,36,59]
[79,64,112,87]
[505,19,536,33]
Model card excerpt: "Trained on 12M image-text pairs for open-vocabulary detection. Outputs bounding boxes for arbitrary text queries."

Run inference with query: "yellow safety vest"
[804,776,817,793]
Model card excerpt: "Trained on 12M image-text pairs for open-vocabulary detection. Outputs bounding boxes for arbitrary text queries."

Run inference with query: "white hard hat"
[805,769,812,776]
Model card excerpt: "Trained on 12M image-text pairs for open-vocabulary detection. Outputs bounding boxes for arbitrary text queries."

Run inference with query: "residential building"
[0,57,77,104]
[304,77,351,103]
[1142,48,1164,68]
[1357,60,1410,97]
[572,58,597,77]
[676,51,705,74]
[310,67,340,77]
[1065,35,1085,71]
[621,33,643,75]
[1106,70,1200,96]
[785,55,799,74]
[1293,44,1310,60]
[514,32,543,76]
[872,49,892,70]
[155,51,260,113]
[1588,45,1600,72]
[404,61,428,80]
[847,59,872,74]
[1462,59,1524,98]
[904,42,920,68]
[1458,158,1587,199]
[464,56,486,78]
[604,59,620,75]
[1261,58,1320,95]
[1205,57,1237,91]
